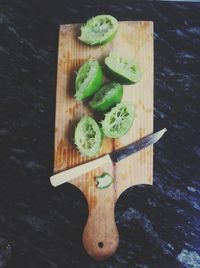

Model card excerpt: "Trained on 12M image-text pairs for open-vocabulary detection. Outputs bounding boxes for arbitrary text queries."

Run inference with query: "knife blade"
[109,128,167,162]
[50,128,167,187]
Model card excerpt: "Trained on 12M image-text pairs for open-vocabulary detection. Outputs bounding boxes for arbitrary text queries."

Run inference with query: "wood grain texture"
[54,21,153,260]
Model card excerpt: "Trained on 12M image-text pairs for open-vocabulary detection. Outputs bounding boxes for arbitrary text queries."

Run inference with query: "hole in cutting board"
[98,242,104,248]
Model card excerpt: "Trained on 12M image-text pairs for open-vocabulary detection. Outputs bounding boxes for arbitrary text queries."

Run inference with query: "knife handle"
[50,154,112,187]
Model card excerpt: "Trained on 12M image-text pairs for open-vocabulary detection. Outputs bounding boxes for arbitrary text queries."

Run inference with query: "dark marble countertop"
[0,1,200,267]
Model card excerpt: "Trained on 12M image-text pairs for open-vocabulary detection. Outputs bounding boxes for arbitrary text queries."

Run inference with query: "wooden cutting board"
[54,21,153,261]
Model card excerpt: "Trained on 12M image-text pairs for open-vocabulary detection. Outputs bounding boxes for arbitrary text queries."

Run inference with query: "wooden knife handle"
[50,154,112,187]
[82,184,119,261]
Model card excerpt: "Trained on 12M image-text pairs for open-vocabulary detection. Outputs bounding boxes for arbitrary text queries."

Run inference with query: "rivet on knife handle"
[50,154,112,187]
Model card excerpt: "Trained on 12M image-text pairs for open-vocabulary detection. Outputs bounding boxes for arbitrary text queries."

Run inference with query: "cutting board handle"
[82,194,119,261]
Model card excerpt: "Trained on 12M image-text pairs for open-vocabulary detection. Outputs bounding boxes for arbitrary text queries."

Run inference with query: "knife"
[50,128,167,187]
